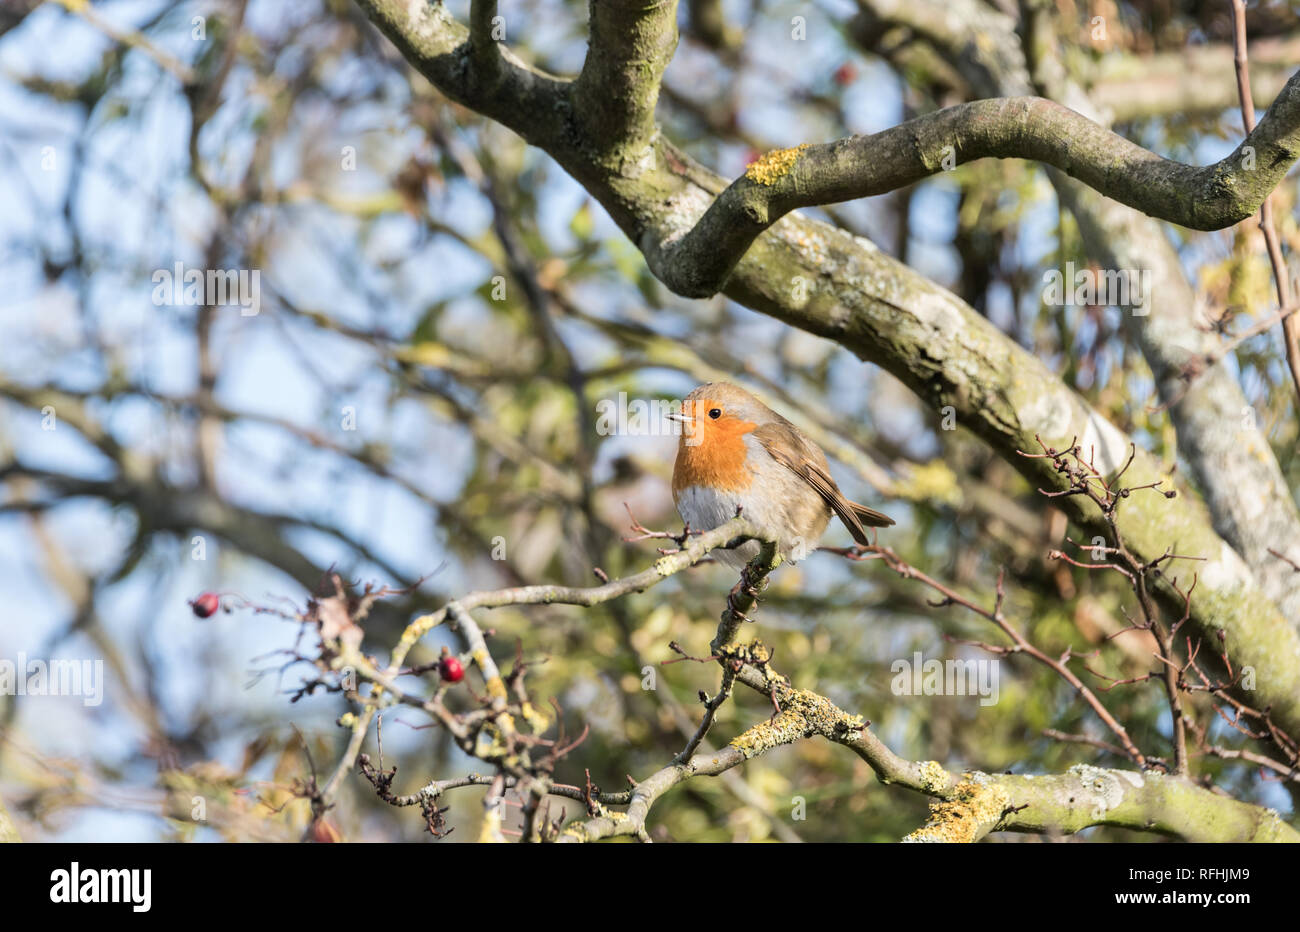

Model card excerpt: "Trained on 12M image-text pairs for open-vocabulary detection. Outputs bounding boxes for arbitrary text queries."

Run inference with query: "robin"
[667,382,893,569]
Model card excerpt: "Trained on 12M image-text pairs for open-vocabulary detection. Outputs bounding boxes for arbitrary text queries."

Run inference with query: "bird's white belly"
[674,483,789,569]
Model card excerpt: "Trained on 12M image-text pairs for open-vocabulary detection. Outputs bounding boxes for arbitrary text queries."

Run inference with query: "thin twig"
[1230,0,1300,406]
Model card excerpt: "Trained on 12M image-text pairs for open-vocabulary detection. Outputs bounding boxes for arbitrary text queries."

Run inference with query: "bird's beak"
[665,412,694,422]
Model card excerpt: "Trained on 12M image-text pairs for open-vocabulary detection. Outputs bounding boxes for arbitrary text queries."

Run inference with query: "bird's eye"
[708,408,722,419]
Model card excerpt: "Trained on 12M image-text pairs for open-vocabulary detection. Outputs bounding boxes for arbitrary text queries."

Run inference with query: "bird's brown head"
[669,383,769,494]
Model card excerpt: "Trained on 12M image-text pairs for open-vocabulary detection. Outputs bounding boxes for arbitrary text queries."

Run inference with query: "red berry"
[191,592,220,618]
[833,62,857,87]
[439,656,465,683]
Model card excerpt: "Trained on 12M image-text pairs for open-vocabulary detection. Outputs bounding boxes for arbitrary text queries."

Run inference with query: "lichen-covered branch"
[732,664,1296,842]
[556,652,1299,842]
[902,765,1296,843]
[556,746,744,842]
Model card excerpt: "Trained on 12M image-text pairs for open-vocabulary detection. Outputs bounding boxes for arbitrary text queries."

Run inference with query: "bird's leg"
[767,681,783,720]
[726,563,765,624]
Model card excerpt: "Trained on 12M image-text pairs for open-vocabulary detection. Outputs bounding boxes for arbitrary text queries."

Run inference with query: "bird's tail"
[842,500,894,545]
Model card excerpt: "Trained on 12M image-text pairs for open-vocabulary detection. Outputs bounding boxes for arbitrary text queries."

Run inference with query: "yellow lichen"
[917,760,949,794]
[483,671,509,701]
[473,720,519,760]
[721,639,780,675]
[729,685,864,758]
[744,144,810,186]
[904,778,1011,843]
[560,823,590,841]
[478,808,504,843]
[396,612,442,652]
[521,700,551,734]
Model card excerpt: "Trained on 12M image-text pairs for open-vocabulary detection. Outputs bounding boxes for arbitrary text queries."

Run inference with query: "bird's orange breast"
[671,419,758,498]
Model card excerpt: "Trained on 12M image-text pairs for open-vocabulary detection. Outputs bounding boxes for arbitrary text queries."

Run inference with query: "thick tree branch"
[356,0,570,152]
[650,89,1300,297]
[360,2,1300,298]
[468,0,501,82]
[573,0,678,165]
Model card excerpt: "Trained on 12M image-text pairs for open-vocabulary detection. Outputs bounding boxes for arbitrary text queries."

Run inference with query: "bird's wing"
[752,422,893,546]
